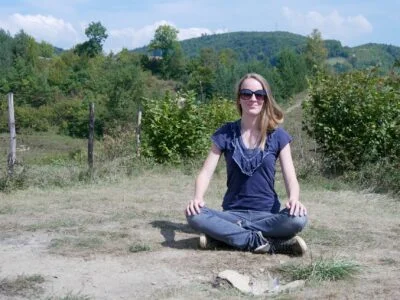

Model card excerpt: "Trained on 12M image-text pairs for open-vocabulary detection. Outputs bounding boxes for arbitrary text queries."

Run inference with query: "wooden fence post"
[88,102,95,172]
[7,93,16,176]
[136,108,142,157]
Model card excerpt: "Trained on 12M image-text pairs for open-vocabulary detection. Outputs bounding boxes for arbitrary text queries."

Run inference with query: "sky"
[0,0,399,53]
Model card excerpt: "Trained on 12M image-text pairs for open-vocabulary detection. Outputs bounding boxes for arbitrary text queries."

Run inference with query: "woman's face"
[239,78,265,117]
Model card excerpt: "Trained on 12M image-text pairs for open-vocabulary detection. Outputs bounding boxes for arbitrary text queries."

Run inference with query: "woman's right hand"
[185,199,205,216]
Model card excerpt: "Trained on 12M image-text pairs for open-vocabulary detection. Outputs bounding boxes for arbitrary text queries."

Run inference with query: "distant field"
[0,131,87,169]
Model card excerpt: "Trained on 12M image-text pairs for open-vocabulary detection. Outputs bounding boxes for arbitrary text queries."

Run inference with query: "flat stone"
[217,270,251,293]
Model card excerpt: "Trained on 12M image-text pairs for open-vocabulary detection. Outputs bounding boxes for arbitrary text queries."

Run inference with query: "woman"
[185,73,308,256]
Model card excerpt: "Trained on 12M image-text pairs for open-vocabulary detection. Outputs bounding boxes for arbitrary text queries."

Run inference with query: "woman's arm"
[185,143,222,216]
[279,143,307,216]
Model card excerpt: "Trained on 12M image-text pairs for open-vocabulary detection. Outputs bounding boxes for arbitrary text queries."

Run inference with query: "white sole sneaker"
[199,233,208,249]
[272,235,308,256]
[292,236,308,256]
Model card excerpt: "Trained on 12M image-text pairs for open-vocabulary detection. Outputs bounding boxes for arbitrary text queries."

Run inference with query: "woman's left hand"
[285,200,307,217]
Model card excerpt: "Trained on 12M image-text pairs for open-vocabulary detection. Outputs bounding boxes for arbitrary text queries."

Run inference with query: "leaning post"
[7,93,16,176]
[136,107,142,157]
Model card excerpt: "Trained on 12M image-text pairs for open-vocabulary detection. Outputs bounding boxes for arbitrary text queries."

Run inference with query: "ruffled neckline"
[231,120,270,176]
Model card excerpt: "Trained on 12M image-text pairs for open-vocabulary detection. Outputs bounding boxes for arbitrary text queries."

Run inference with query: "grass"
[0,274,45,297]
[45,292,93,300]
[278,258,360,282]
[0,94,399,298]
[128,243,151,253]
[300,224,342,247]
[49,236,104,250]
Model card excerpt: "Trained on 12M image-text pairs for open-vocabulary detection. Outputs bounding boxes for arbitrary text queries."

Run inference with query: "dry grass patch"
[45,291,93,300]
[0,165,399,299]
[0,274,45,298]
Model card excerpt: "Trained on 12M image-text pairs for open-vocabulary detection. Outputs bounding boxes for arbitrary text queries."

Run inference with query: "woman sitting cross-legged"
[185,73,308,256]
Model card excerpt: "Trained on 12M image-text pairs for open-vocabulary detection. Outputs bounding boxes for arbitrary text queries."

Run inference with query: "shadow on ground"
[150,220,199,249]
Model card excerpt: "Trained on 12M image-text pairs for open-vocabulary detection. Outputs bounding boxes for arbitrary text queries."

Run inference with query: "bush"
[303,69,400,172]
[15,105,52,132]
[52,99,104,138]
[141,91,237,163]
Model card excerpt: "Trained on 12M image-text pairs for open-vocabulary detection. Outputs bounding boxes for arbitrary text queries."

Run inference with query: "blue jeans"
[186,207,307,251]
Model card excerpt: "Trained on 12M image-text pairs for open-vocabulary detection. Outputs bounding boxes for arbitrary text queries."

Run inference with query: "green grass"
[0,274,45,297]
[278,258,360,282]
[128,243,151,253]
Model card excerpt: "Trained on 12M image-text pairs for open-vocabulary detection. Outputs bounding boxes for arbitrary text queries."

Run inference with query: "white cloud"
[178,27,228,40]
[0,13,80,47]
[107,21,228,53]
[282,7,373,43]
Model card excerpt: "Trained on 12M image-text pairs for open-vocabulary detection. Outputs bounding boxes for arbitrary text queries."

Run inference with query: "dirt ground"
[0,169,399,299]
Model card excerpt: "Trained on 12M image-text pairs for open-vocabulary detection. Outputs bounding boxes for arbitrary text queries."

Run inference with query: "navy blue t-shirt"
[211,120,292,213]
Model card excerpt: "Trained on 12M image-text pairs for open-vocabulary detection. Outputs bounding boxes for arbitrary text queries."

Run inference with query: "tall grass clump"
[279,258,360,282]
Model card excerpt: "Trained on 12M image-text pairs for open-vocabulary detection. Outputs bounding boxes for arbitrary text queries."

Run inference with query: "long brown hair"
[235,73,284,150]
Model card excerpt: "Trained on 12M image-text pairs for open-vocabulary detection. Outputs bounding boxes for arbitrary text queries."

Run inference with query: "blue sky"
[0,0,399,52]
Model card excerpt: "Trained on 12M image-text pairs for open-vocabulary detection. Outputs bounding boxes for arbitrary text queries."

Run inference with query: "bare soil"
[0,169,399,299]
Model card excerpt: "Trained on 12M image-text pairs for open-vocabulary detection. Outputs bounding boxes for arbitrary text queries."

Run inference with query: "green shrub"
[200,97,238,134]
[142,91,237,163]
[15,105,52,132]
[303,70,400,172]
[52,99,104,138]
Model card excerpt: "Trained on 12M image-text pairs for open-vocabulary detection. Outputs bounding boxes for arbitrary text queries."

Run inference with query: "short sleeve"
[211,122,233,151]
[274,127,292,154]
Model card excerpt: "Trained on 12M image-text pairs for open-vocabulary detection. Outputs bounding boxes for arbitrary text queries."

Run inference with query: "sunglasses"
[239,89,267,101]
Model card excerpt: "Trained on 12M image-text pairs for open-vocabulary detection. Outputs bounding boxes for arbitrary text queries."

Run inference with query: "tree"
[304,29,328,75]
[276,49,307,99]
[149,25,184,79]
[149,25,179,58]
[75,22,108,57]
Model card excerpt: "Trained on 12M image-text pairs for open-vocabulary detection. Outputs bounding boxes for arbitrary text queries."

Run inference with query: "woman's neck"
[240,115,259,132]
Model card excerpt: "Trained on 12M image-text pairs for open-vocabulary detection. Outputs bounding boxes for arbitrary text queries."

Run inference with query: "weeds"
[0,274,45,297]
[278,258,360,282]
[45,291,93,300]
[128,243,151,253]
[49,236,104,250]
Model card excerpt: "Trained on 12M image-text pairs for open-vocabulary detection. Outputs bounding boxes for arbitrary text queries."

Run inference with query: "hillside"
[134,31,307,61]
[135,31,400,72]
[180,31,307,61]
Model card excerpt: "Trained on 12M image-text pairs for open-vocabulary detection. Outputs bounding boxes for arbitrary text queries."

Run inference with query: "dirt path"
[1,172,399,299]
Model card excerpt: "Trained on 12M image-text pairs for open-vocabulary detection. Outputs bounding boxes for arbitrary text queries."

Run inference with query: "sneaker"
[254,231,272,254]
[270,236,307,256]
[198,233,228,250]
[199,233,208,249]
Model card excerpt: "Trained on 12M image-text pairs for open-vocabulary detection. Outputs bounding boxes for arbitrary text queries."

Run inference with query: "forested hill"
[180,31,307,61]
[134,31,400,72]
[134,31,307,61]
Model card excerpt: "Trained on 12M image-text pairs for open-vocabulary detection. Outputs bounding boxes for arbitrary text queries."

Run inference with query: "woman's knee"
[186,207,212,230]
[288,214,308,233]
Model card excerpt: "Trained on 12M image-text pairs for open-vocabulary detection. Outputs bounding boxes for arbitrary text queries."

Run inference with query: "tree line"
[0,23,328,138]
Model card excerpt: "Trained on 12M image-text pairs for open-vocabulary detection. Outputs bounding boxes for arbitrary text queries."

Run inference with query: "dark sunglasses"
[239,89,267,101]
